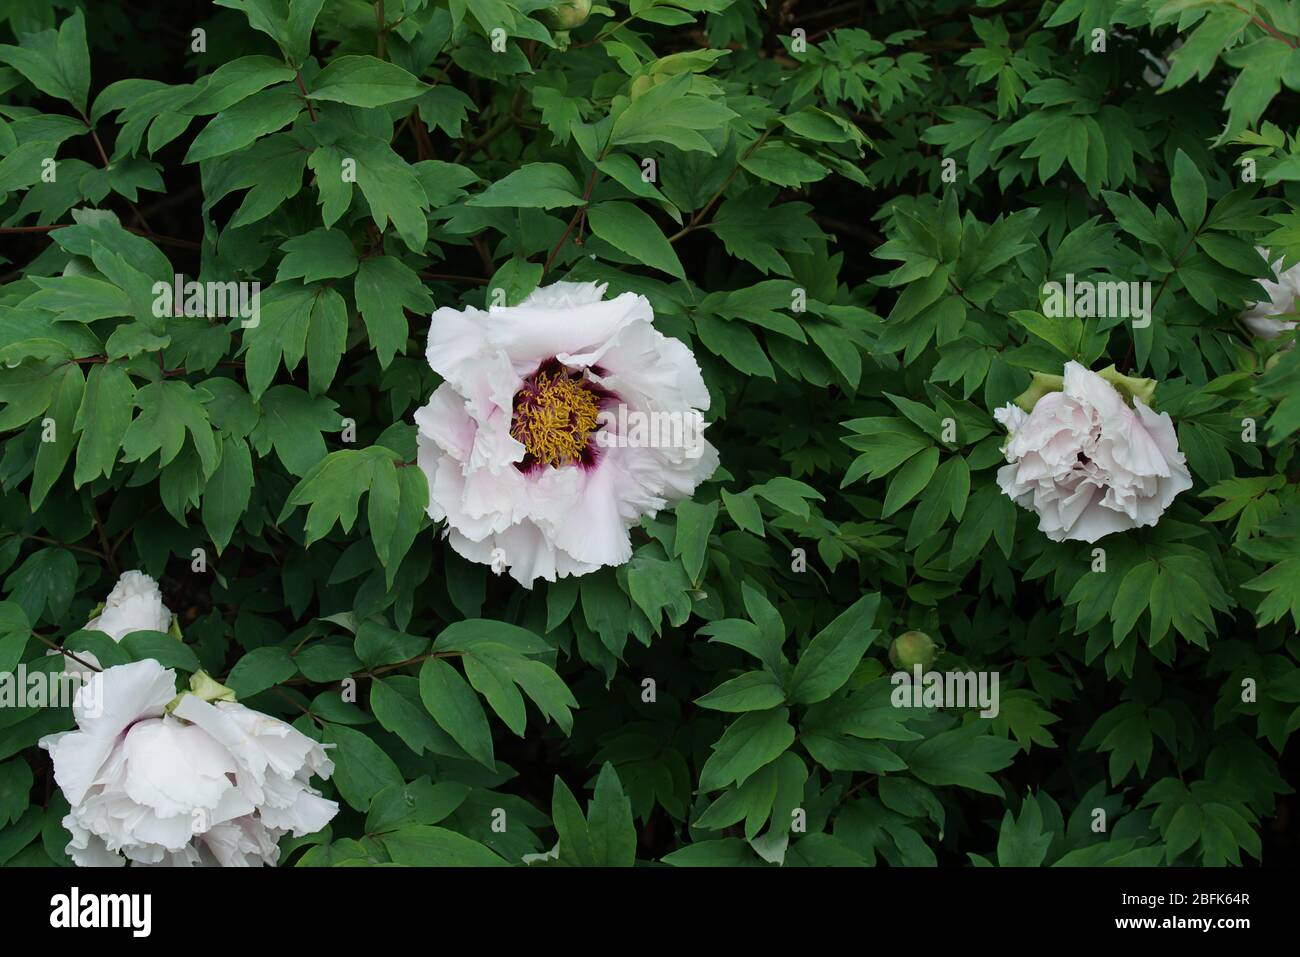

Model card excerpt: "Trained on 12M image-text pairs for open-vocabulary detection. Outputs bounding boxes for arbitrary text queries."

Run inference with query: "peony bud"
[889,630,937,670]
[544,0,592,30]
[1013,371,1065,412]
[1094,364,1157,408]
[167,670,237,713]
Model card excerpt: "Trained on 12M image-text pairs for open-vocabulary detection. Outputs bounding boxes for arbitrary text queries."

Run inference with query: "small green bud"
[189,670,237,703]
[889,631,937,670]
[1094,364,1158,408]
[544,0,592,30]
[166,670,237,714]
[1013,371,1064,412]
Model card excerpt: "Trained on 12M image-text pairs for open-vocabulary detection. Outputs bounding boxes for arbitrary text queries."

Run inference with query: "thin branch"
[273,686,314,718]
[32,634,103,674]
[85,495,121,577]
[111,506,161,553]
[455,85,528,167]
[4,531,106,561]
[812,214,884,245]
[543,155,606,274]
[87,126,111,168]
[361,650,461,680]
[420,272,489,285]
[0,225,65,234]
[668,128,774,243]
[470,235,495,277]
[1226,3,1299,48]
[295,71,319,123]
[0,223,199,250]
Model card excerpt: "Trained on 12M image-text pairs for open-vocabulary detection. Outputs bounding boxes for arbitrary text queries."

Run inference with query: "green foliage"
[0,0,1296,869]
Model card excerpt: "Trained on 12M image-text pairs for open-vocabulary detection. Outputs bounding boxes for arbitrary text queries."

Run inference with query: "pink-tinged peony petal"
[430,458,517,540]
[1134,403,1194,504]
[543,458,639,569]
[491,289,650,370]
[579,321,712,412]
[993,403,1026,433]
[1063,361,1128,422]
[1110,414,1172,479]
[1063,497,1137,543]
[414,384,477,461]
[425,303,494,384]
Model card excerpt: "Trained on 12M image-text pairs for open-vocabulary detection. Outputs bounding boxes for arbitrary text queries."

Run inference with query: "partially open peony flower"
[85,570,172,640]
[414,281,718,587]
[40,659,337,867]
[1241,247,1300,341]
[994,361,1192,543]
[52,570,173,678]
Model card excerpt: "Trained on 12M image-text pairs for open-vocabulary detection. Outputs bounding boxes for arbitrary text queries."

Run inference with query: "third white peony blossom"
[413,281,718,587]
[1241,247,1300,341]
[40,659,338,867]
[993,362,1193,543]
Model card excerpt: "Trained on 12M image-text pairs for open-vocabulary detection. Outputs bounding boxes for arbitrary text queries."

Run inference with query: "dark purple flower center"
[510,359,613,472]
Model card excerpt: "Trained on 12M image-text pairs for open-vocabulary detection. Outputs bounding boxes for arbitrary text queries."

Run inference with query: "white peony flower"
[85,570,173,640]
[1241,247,1300,341]
[40,659,337,867]
[994,361,1193,543]
[52,570,173,678]
[414,281,718,587]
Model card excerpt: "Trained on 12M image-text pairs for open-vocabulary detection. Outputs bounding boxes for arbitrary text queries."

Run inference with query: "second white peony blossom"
[85,569,173,641]
[40,659,338,867]
[993,362,1193,543]
[53,570,174,678]
[413,281,718,587]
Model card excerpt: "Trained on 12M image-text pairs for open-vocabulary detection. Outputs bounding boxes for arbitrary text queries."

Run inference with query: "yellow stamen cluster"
[511,371,599,468]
